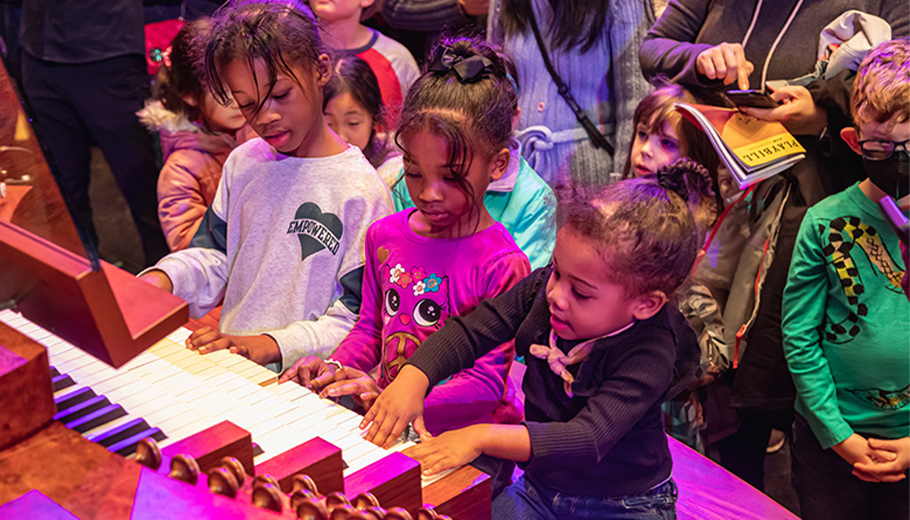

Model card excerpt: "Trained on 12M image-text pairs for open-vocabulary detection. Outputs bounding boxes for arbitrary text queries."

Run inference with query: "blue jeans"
[492,475,678,520]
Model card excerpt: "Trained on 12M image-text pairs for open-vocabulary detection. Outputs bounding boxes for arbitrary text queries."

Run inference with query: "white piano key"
[210,353,249,370]
[66,358,118,380]
[157,416,222,448]
[42,338,72,356]
[154,371,211,396]
[15,321,41,335]
[153,346,198,364]
[50,347,91,365]
[2,313,29,328]
[23,327,55,342]
[146,340,184,358]
[344,449,385,475]
[199,348,233,363]
[53,353,105,374]
[167,327,193,344]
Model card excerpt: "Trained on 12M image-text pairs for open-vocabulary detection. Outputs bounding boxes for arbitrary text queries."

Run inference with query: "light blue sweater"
[390,141,556,270]
[487,0,656,187]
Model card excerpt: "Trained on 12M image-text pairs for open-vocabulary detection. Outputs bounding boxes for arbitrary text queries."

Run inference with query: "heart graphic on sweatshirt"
[378,246,390,263]
[286,202,343,261]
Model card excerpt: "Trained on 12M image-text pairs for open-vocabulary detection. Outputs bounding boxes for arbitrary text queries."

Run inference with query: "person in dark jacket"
[20,0,169,266]
[638,0,909,490]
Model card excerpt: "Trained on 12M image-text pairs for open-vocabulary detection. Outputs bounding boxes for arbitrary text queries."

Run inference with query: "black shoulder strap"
[526,4,615,157]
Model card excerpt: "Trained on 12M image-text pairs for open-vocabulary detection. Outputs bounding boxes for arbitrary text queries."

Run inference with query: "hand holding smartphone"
[725,89,781,109]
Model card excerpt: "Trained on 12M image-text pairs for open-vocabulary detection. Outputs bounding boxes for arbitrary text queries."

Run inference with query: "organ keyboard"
[0,310,491,519]
[0,308,410,475]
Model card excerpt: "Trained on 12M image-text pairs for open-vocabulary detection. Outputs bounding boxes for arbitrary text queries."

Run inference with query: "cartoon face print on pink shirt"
[380,262,450,382]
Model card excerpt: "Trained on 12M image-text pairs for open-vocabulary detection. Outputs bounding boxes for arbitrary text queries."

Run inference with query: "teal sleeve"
[392,161,556,269]
[508,180,556,270]
[782,215,854,449]
[490,160,556,270]
[390,173,414,212]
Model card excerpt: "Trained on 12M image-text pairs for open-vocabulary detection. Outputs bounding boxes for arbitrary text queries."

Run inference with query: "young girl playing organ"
[360,170,709,518]
[281,36,531,437]
[139,1,392,370]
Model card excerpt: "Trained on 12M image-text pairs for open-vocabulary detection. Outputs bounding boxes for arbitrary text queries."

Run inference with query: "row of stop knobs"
[132,437,453,520]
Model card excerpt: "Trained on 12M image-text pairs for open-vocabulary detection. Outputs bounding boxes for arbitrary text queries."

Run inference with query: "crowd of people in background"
[1,1,907,519]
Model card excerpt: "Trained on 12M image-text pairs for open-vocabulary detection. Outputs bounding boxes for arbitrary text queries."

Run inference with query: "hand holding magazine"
[675,103,806,189]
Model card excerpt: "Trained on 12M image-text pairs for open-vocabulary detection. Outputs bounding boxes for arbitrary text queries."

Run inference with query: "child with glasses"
[782,37,909,520]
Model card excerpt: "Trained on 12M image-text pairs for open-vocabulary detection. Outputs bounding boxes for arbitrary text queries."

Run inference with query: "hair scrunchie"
[654,157,712,203]
[428,45,493,83]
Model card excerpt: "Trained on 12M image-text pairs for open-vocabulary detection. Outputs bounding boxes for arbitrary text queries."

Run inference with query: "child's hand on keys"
[138,269,173,292]
[320,366,381,410]
[360,365,431,448]
[187,327,280,365]
[403,426,483,476]
[186,326,234,353]
[279,356,338,390]
[853,437,910,483]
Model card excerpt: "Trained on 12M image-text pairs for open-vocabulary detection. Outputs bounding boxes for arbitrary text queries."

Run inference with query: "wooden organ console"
[0,57,491,519]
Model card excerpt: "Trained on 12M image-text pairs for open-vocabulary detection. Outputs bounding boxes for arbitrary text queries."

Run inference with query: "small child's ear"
[631,290,668,321]
[841,126,863,155]
[489,147,511,182]
[181,94,199,107]
[316,54,333,87]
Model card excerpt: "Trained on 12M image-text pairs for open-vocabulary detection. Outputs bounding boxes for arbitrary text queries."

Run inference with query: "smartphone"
[725,89,780,109]
[879,195,910,244]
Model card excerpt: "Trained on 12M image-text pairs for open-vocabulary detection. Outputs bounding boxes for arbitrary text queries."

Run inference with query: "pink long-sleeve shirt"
[332,209,530,435]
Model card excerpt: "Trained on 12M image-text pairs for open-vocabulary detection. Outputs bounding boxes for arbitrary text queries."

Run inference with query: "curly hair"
[654,158,718,244]
[557,162,716,298]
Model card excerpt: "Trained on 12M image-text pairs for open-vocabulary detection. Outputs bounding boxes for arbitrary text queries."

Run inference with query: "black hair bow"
[657,172,689,202]
[428,46,493,83]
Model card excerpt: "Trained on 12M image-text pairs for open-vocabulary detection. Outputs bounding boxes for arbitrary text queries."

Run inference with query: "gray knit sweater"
[488,0,656,187]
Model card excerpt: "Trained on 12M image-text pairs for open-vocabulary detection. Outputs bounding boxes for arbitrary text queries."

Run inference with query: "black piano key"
[53,395,111,423]
[66,404,127,433]
[50,366,60,378]
[54,386,96,412]
[252,443,264,458]
[108,428,165,456]
[51,373,76,392]
[90,418,150,448]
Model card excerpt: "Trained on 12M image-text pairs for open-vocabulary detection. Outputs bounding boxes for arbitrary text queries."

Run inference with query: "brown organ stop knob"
[168,454,200,485]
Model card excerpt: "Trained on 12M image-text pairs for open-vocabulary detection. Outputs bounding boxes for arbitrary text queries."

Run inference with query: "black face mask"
[864,151,910,199]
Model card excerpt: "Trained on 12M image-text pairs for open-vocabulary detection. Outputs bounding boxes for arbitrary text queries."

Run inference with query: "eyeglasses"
[859,139,910,161]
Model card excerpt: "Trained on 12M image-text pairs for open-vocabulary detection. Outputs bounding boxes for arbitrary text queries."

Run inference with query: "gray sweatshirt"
[148,140,393,370]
